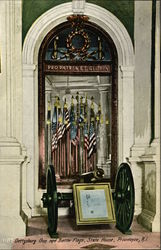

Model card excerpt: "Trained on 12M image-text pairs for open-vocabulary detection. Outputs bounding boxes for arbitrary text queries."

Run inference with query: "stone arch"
[23,3,134,66]
[22,2,134,213]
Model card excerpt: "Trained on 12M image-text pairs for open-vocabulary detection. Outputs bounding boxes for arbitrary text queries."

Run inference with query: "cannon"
[41,162,135,238]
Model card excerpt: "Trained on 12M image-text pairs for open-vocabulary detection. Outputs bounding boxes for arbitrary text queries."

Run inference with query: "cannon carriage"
[42,162,135,238]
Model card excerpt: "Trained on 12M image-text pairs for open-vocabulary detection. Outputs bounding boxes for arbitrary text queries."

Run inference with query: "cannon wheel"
[47,165,58,237]
[114,163,135,234]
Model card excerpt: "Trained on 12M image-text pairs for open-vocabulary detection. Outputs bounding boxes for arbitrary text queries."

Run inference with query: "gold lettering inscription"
[45,64,111,73]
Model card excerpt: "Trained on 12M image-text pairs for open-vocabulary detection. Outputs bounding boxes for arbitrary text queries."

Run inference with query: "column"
[151,0,160,232]
[23,64,36,210]
[45,80,52,166]
[137,0,160,232]
[131,1,152,157]
[0,0,26,241]
[97,85,110,177]
[129,1,152,218]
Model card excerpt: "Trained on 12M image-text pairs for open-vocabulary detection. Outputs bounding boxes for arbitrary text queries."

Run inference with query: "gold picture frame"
[73,183,116,225]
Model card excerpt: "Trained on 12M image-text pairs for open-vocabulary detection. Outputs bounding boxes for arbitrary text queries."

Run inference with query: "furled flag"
[83,118,89,150]
[47,101,51,125]
[51,133,58,151]
[96,103,102,145]
[79,96,84,125]
[51,97,58,152]
[96,103,101,125]
[70,96,77,141]
[57,98,63,141]
[71,93,80,146]
[88,97,96,158]
[63,98,70,131]
[62,102,66,137]
[52,97,58,134]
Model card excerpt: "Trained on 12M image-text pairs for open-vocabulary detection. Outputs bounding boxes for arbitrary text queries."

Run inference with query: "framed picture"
[73,183,116,225]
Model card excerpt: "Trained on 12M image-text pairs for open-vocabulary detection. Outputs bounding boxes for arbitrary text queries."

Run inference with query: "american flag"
[51,132,58,151]
[83,122,89,149]
[64,108,70,130]
[61,123,66,137]
[88,122,96,158]
[84,133,89,150]
[71,130,80,146]
[57,122,63,141]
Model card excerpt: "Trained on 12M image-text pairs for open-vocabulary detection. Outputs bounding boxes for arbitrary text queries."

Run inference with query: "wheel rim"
[114,163,135,233]
[47,165,58,236]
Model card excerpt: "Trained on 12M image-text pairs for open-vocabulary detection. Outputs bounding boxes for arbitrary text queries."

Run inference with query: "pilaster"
[97,85,110,177]
[131,0,160,232]
[23,64,38,210]
[0,0,27,240]
[119,66,134,162]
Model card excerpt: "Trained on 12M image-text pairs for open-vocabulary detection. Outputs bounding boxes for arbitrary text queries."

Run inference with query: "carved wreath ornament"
[66,29,90,54]
[51,15,103,61]
[65,15,91,60]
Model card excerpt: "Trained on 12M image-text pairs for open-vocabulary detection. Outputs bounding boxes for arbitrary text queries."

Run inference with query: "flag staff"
[83,95,88,172]
[46,100,52,167]
[70,95,75,176]
[76,92,80,175]
[79,96,84,174]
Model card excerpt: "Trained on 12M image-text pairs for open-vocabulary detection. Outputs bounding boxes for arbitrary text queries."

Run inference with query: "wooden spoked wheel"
[114,163,135,233]
[47,165,58,237]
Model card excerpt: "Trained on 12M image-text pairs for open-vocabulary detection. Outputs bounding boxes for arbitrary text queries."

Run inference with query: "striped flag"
[65,108,70,130]
[63,99,70,130]
[84,133,89,150]
[51,133,58,151]
[88,122,96,158]
[88,97,96,158]
[83,120,89,150]
[57,122,63,141]
[61,107,65,137]
[71,133,79,146]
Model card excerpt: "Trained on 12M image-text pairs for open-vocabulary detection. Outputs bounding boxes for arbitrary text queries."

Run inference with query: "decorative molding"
[120,66,134,78]
[137,209,155,231]
[0,137,26,164]
[0,157,25,165]
[23,64,36,77]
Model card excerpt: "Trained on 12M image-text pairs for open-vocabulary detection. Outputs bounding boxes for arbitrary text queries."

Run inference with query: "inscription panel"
[44,63,112,74]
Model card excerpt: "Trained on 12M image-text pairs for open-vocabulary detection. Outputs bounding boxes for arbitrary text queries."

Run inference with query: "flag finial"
[64,98,68,109]
[57,97,61,109]
[91,96,94,110]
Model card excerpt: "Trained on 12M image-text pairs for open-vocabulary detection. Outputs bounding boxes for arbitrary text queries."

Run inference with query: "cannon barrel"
[80,168,104,183]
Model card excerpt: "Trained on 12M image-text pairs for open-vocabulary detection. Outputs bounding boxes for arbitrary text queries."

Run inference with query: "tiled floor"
[11,215,160,249]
